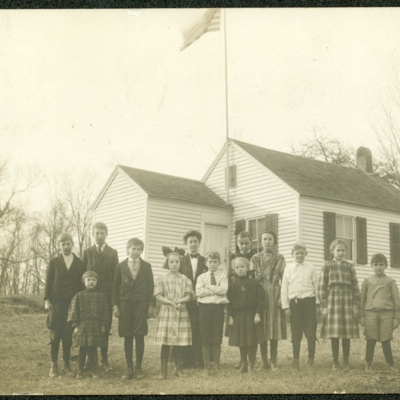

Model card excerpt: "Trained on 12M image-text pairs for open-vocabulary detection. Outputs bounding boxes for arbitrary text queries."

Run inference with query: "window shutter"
[235,219,246,235]
[356,217,367,265]
[323,212,336,261]
[225,165,237,188]
[390,223,400,268]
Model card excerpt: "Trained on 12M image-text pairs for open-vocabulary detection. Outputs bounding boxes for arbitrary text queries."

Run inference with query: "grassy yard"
[1,296,400,395]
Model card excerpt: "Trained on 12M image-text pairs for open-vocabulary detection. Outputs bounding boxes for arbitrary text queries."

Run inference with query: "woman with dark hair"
[250,229,287,371]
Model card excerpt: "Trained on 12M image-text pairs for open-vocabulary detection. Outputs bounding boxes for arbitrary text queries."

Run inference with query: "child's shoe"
[101,361,113,372]
[307,358,314,368]
[158,359,168,380]
[76,371,84,379]
[233,361,242,369]
[49,362,59,378]
[387,363,395,371]
[92,371,99,379]
[270,360,277,370]
[257,361,271,371]
[332,361,340,370]
[122,366,134,380]
[365,362,372,372]
[63,361,72,373]
[239,361,248,373]
[135,365,144,379]
[292,359,299,370]
[343,360,350,371]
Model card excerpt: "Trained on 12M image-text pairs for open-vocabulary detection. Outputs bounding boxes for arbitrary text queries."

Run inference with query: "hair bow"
[162,246,185,257]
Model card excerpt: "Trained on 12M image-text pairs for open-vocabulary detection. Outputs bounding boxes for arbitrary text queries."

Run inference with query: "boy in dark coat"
[179,230,208,368]
[112,238,155,380]
[82,222,119,371]
[44,233,85,377]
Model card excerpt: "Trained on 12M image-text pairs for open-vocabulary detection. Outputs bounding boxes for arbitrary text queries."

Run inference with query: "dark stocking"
[308,339,316,359]
[293,341,301,360]
[51,340,60,363]
[88,347,98,372]
[382,340,394,365]
[202,345,211,369]
[331,338,339,364]
[239,346,248,363]
[248,345,257,365]
[161,345,170,362]
[173,346,183,367]
[342,339,350,362]
[260,342,268,363]
[101,335,108,363]
[270,340,278,363]
[135,335,145,367]
[212,344,221,366]
[124,336,134,367]
[62,341,71,363]
[78,347,87,372]
[366,339,376,363]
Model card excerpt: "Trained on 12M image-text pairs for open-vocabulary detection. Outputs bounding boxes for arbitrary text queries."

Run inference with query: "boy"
[180,230,208,368]
[196,251,229,375]
[112,238,155,380]
[44,233,85,377]
[82,222,119,371]
[281,242,319,369]
[229,231,256,282]
[360,253,400,371]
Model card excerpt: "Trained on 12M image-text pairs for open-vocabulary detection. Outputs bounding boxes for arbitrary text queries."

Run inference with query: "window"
[248,217,267,252]
[225,165,237,188]
[323,212,367,264]
[335,215,355,261]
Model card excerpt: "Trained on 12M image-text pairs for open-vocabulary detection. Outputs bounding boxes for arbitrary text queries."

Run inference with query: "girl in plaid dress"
[68,271,110,379]
[250,229,287,370]
[154,247,193,379]
[319,239,360,370]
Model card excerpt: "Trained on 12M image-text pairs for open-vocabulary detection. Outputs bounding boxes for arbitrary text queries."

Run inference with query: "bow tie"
[190,254,199,259]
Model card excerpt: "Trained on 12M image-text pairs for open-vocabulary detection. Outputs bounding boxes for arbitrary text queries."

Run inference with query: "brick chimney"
[356,147,372,173]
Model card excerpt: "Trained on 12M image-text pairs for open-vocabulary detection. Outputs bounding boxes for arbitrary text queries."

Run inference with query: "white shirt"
[190,254,198,277]
[196,270,229,304]
[127,257,140,279]
[281,260,319,309]
[62,254,74,270]
[96,243,106,253]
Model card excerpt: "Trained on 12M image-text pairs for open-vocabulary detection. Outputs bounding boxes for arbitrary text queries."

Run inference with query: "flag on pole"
[180,9,220,51]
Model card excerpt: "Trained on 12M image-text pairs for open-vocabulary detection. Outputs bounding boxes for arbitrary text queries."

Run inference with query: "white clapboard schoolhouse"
[91,139,400,283]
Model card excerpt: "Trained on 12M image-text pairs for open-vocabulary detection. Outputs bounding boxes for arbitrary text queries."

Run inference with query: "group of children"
[44,224,400,381]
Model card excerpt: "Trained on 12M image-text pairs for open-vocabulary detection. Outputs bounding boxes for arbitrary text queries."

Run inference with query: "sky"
[1,8,400,210]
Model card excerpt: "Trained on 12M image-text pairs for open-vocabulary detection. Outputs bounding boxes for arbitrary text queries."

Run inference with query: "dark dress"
[227,276,265,347]
[68,289,110,348]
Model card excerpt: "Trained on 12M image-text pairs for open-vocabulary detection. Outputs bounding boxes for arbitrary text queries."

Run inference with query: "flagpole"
[223,8,232,270]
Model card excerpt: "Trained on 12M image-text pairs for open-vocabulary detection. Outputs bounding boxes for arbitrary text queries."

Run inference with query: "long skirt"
[320,286,359,339]
[228,308,264,347]
[364,310,394,342]
[262,283,287,341]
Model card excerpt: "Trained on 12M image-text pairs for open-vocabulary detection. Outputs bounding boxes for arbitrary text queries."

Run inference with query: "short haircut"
[260,229,278,245]
[163,252,182,270]
[183,230,202,244]
[82,270,98,284]
[206,251,221,261]
[92,222,108,234]
[126,238,144,250]
[329,239,347,254]
[232,257,250,269]
[292,242,307,252]
[237,231,252,241]
[371,253,388,266]
[57,233,73,244]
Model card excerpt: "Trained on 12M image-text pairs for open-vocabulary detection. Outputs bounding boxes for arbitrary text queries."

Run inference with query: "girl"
[360,253,400,371]
[319,239,360,370]
[68,271,110,379]
[227,257,264,373]
[154,247,193,379]
[250,229,286,370]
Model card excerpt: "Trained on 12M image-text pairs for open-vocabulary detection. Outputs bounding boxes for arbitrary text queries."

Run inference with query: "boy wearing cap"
[281,242,319,369]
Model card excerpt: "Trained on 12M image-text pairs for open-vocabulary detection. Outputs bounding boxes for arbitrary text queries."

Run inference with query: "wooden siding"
[204,144,298,263]
[92,169,147,261]
[147,197,230,280]
[300,196,400,285]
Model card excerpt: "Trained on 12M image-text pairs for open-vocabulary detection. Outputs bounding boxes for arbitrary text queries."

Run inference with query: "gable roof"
[232,139,400,214]
[118,165,229,209]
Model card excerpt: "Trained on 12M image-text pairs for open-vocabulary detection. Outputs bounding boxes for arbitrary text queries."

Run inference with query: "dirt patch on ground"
[0,295,45,315]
